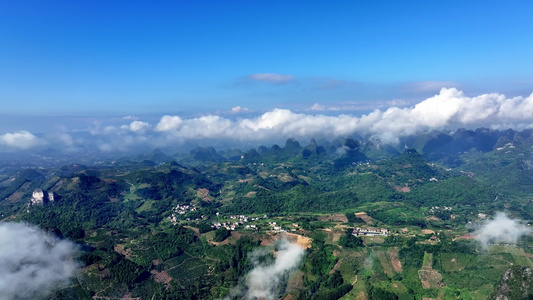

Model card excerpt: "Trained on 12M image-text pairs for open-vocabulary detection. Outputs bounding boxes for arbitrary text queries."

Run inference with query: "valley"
[1,128,533,299]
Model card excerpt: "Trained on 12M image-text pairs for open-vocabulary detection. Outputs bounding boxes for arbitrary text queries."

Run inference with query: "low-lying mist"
[0,222,79,300]
[225,238,305,300]
[474,212,531,250]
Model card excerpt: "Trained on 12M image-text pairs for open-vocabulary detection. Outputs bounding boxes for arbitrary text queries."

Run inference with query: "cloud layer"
[474,212,531,250]
[2,88,533,152]
[0,222,79,300]
[0,131,44,150]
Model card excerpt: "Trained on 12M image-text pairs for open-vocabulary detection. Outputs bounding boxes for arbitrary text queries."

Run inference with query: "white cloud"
[7,88,533,152]
[310,103,326,111]
[474,212,531,250]
[249,73,295,83]
[0,130,44,150]
[231,106,250,113]
[225,238,305,300]
[125,121,151,132]
[155,115,183,131]
[0,222,79,300]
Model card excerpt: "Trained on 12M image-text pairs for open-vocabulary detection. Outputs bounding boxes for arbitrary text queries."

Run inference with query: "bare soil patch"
[356,291,367,300]
[395,186,411,193]
[354,212,374,224]
[318,214,348,223]
[329,260,342,274]
[388,248,402,273]
[5,191,24,203]
[419,253,445,289]
[245,191,257,197]
[209,231,244,246]
[331,231,342,243]
[284,232,313,249]
[151,270,172,284]
[197,188,212,201]
[184,226,200,236]
[114,244,132,259]
[120,292,141,300]
[260,232,276,246]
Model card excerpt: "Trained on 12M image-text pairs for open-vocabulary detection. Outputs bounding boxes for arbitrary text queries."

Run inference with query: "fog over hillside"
[1,88,533,153]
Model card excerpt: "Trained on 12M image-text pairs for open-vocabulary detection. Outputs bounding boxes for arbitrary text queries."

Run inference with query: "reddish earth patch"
[357,291,367,300]
[260,232,276,246]
[395,186,411,193]
[421,280,431,289]
[151,270,172,284]
[389,248,402,273]
[114,244,132,259]
[453,235,475,241]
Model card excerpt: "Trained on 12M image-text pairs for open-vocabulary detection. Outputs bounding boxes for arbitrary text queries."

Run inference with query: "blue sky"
[1,1,533,118]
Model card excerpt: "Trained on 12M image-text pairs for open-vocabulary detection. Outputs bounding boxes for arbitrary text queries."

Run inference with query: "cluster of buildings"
[168,204,202,224]
[496,143,515,151]
[213,221,241,231]
[212,214,268,231]
[174,204,197,215]
[428,206,452,214]
[269,221,285,232]
[227,214,267,222]
[352,227,389,237]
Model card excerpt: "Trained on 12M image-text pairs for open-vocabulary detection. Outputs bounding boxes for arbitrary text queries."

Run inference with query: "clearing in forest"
[388,248,402,273]
[284,232,313,249]
[418,252,445,289]
[318,213,349,223]
[354,212,374,224]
